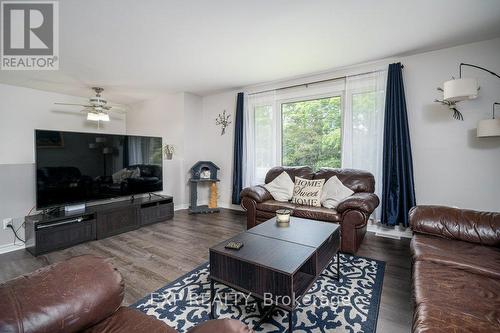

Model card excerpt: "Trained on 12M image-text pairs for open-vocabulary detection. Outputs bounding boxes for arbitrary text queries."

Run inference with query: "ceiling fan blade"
[55,102,92,107]
[109,108,127,114]
[51,110,86,116]
[107,103,129,110]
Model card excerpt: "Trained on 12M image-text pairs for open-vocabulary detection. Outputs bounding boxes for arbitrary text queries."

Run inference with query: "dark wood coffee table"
[209,217,341,332]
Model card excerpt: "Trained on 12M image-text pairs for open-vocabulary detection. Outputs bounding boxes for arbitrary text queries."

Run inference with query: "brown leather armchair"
[241,166,380,253]
[0,255,252,333]
[409,205,500,333]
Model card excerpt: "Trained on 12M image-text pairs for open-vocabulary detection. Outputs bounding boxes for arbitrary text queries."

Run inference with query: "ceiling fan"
[55,87,126,123]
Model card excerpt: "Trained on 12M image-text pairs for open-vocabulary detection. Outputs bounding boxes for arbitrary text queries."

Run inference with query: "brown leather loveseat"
[409,205,500,332]
[0,255,252,333]
[241,166,380,253]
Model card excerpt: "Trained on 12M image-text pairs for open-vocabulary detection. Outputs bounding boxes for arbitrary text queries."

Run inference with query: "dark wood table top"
[210,232,315,274]
[210,217,339,275]
[247,216,339,248]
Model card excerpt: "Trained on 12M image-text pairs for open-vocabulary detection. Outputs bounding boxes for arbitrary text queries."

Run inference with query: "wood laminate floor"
[0,209,412,332]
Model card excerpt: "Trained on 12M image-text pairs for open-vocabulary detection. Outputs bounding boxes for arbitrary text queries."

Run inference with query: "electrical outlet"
[3,218,13,230]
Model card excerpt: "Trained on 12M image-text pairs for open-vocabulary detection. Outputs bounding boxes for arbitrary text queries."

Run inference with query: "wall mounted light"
[436,63,500,122]
[444,63,499,102]
[477,102,500,137]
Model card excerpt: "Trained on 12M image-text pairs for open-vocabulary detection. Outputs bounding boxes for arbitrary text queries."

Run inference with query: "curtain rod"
[247,64,401,96]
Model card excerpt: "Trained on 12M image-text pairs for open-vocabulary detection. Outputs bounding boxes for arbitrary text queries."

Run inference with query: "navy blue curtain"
[231,92,244,204]
[381,63,416,227]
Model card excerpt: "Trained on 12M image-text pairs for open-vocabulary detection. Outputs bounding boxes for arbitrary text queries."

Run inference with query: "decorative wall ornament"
[215,110,231,135]
[163,144,175,160]
[434,87,463,120]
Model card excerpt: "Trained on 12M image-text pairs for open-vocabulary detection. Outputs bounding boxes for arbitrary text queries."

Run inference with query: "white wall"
[0,83,126,251]
[200,90,240,209]
[403,38,500,211]
[200,38,500,215]
[126,92,204,208]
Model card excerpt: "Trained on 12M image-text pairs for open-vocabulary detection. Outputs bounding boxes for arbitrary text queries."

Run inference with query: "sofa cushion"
[256,200,296,213]
[291,177,324,207]
[263,171,295,202]
[0,255,124,333]
[411,234,500,279]
[83,307,177,333]
[412,260,500,332]
[293,205,341,223]
[321,176,354,209]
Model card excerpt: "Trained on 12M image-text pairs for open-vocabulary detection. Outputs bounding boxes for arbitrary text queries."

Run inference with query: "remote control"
[225,241,243,250]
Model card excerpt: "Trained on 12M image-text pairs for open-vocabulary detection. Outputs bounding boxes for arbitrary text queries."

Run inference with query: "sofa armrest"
[0,255,124,333]
[336,192,380,215]
[240,185,273,203]
[409,205,500,246]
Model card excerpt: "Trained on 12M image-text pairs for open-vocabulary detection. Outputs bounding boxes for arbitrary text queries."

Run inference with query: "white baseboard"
[367,220,413,239]
[0,243,25,254]
[174,203,189,211]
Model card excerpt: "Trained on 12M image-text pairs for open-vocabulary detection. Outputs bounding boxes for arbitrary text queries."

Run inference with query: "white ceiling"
[1,0,500,104]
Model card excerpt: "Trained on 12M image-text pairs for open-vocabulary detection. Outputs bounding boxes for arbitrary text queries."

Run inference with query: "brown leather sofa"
[241,166,379,253]
[0,255,252,333]
[409,205,500,333]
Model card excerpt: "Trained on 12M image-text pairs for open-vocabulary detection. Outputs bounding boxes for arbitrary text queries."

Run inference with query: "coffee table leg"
[288,310,293,332]
[320,252,342,281]
[210,279,215,319]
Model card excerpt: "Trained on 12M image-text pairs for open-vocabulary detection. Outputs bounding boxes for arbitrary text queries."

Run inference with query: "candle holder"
[276,209,292,227]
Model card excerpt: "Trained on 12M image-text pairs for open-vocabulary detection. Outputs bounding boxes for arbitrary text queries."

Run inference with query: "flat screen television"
[35,129,163,209]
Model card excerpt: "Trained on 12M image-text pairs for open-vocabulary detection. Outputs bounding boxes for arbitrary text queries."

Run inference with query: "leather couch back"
[410,205,500,247]
[129,164,162,178]
[0,255,125,333]
[265,166,313,184]
[314,168,375,193]
[265,166,375,193]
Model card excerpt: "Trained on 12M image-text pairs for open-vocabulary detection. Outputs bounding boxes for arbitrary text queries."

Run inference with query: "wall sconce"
[477,102,500,137]
[436,63,500,124]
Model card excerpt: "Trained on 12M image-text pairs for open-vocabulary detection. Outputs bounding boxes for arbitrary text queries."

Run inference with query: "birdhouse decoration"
[189,161,220,214]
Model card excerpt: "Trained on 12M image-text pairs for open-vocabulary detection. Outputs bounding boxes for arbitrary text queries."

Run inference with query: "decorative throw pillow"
[321,176,354,209]
[263,171,294,202]
[112,168,133,183]
[291,177,325,207]
[130,167,141,179]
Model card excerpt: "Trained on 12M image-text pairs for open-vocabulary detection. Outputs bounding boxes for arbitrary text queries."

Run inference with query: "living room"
[0,1,499,333]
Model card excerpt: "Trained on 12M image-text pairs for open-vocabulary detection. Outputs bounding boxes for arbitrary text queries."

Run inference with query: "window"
[244,71,386,192]
[254,104,274,182]
[281,96,342,171]
[351,91,381,170]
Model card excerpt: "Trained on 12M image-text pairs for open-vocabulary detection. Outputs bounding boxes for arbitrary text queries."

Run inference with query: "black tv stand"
[25,195,174,256]
[148,192,166,200]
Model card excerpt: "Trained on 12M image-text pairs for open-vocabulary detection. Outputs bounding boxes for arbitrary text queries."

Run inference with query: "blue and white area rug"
[132,254,385,333]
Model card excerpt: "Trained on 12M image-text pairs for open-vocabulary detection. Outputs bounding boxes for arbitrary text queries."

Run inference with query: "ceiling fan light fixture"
[98,113,110,122]
[87,112,100,121]
[87,112,109,122]
[56,87,125,125]
[443,78,478,102]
